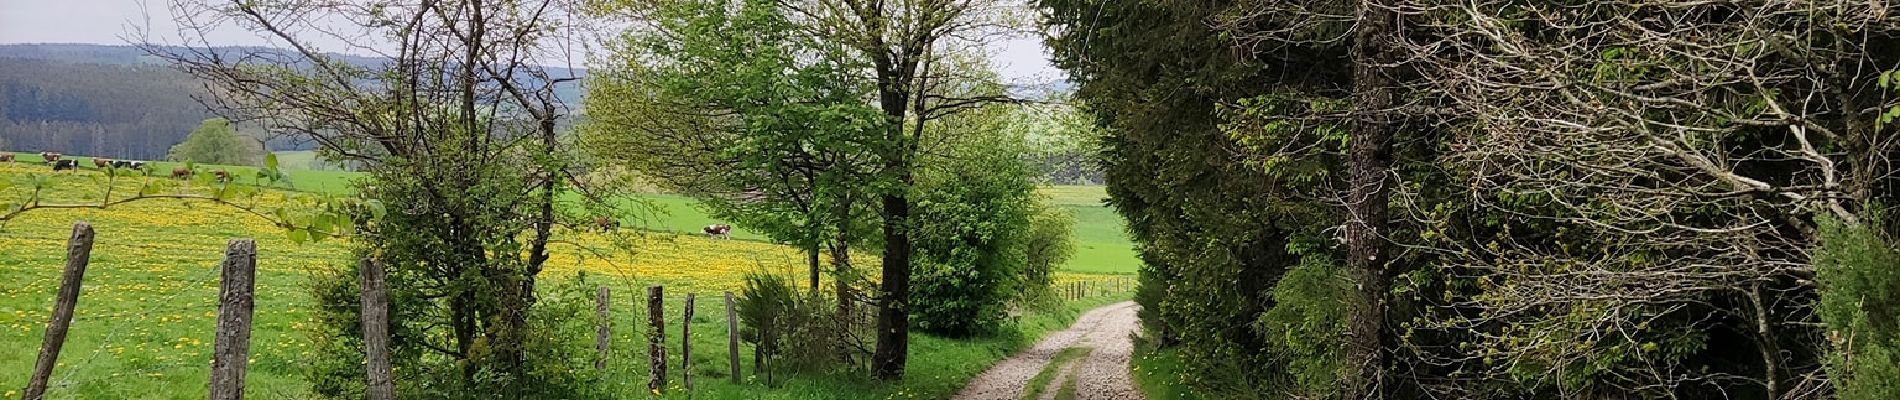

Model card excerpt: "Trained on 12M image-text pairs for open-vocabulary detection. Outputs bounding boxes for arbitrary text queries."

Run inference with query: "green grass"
[1037,185,1109,207]
[1053,375,1078,400]
[8,152,1142,273]
[7,153,362,196]
[0,162,1139,399]
[1021,347,1091,400]
[269,151,328,171]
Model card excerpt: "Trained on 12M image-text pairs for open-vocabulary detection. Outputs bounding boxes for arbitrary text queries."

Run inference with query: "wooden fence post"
[23,222,94,400]
[359,258,394,400]
[596,286,612,370]
[725,291,740,384]
[682,293,695,391]
[647,286,666,393]
[210,239,257,400]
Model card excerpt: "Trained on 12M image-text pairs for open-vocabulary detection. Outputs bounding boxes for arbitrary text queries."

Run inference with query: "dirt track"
[951,301,1145,400]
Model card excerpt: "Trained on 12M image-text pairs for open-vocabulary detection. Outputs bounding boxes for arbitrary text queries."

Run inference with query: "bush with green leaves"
[1021,203,1075,303]
[303,263,610,399]
[1817,215,1900,400]
[908,113,1040,337]
[737,273,845,380]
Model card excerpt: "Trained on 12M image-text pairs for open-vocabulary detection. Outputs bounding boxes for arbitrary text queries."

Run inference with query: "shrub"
[303,259,610,399]
[909,156,1037,337]
[1816,215,1900,400]
[1022,203,1075,303]
[737,273,843,380]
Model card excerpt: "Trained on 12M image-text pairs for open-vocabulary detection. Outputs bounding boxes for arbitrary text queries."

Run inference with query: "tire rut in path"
[952,301,1144,400]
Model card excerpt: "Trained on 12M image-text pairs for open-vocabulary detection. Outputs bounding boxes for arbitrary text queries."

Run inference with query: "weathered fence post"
[210,239,257,400]
[23,222,94,400]
[596,286,612,370]
[682,293,695,391]
[725,291,740,383]
[648,285,666,393]
[359,258,394,400]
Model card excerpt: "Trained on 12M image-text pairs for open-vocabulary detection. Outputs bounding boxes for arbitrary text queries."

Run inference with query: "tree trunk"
[808,225,822,294]
[871,187,912,381]
[1341,0,1398,398]
[832,194,857,363]
[870,54,916,381]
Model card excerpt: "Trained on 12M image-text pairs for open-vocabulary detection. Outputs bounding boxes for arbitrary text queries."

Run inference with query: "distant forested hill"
[0,43,587,160]
[0,55,214,160]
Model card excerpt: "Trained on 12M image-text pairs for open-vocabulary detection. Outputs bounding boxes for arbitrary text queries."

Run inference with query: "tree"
[1020,103,1104,185]
[1036,0,1386,396]
[1380,1,1900,397]
[908,99,1041,337]
[784,0,1022,378]
[168,118,259,165]
[583,0,883,297]
[152,0,593,394]
[1023,202,1075,297]
[1339,0,1400,396]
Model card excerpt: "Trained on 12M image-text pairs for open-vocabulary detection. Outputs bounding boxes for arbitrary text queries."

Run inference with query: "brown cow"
[0,152,14,162]
[593,216,621,232]
[93,158,112,168]
[212,170,231,183]
[40,152,61,163]
[171,166,193,180]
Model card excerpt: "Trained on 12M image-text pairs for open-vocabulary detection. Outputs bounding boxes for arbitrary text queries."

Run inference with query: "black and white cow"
[111,160,145,170]
[51,159,79,172]
[703,224,732,239]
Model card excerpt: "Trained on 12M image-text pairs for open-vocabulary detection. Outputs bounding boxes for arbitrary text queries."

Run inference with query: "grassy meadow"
[0,160,1134,399]
[281,151,1141,273]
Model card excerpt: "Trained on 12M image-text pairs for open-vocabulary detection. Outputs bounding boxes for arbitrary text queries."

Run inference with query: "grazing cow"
[212,170,232,183]
[51,159,78,172]
[111,160,142,170]
[171,166,193,180]
[93,158,113,168]
[40,152,62,163]
[0,152,14,162]
[703,224,732,239]
[592,216,621,232]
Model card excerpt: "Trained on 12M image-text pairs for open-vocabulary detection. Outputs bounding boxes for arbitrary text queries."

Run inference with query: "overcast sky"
[0,0,1068,84]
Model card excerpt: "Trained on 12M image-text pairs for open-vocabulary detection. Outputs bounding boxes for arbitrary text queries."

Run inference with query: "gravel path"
[952,301,1145,400]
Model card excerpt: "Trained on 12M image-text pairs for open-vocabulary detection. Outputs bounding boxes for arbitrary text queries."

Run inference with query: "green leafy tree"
[157,0,597,396]
[582,0,883,296]
[167,118,259,165]
[589,0,1024,378]
[1023,202,1075,301]
[1037,0,1356,396]
[779,0,1021,378]
[908,102,1041,337]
